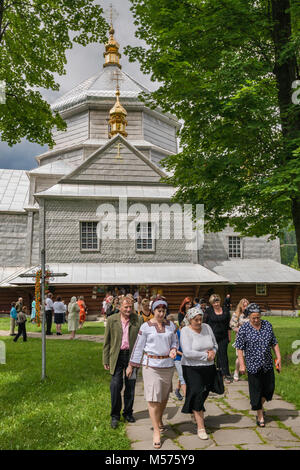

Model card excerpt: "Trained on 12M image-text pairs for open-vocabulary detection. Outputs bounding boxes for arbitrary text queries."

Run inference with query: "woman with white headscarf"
[68,296,80,340]
[180,307,218,440]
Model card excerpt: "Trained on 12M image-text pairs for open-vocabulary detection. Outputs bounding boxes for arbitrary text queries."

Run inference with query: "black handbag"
[210,365,224,395]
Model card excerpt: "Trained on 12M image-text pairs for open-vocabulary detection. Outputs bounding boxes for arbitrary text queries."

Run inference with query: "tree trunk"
[271,0,300,264]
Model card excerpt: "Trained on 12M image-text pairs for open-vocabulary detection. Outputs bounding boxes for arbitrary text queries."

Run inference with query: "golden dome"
[108,88,128,138]
[103,26,121,69]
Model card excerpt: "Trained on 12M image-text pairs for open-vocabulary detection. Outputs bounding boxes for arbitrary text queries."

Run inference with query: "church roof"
[208,258,300,284]
[9,262,230,286]
[0,170,29,212]
[34,183,175,200]
[51,66,150,113]
[28,159,76,176]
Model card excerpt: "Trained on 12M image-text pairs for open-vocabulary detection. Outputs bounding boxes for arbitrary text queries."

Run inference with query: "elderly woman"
[127,298,178,450]
[235,303,281,427]
[68,296,80,340]
[230,298,249,381]
[204,294,232,383]
[180,307,218,440]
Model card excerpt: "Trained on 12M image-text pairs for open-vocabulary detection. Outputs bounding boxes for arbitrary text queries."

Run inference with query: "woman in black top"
[203,294,232,383]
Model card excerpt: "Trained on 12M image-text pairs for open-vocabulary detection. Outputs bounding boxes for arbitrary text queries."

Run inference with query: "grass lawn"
[0,336,130,450]
[228,316,300,409]
[0,317,105,336]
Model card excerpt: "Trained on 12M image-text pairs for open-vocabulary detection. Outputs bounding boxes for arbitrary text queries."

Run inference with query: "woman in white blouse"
[181,307,218,440]
[126,298,178,450]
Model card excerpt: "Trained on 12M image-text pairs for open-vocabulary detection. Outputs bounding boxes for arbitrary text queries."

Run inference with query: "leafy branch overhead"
[0,0,108,146]
[126,0,300,262]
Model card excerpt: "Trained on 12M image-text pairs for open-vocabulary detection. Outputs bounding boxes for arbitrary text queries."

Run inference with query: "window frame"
[135,221,156,253]
[79,220,100,252]
[228,235,242,259]
[256,284,267,296]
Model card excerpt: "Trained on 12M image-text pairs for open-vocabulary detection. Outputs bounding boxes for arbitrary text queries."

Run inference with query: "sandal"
[256,417,265,427]
[153,441,162,449]
[159,424,166,432]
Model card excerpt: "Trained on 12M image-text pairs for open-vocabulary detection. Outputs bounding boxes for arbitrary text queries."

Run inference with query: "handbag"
[210,364,225,395]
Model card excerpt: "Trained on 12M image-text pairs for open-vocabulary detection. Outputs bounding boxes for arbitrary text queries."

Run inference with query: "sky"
[0,0,155,170]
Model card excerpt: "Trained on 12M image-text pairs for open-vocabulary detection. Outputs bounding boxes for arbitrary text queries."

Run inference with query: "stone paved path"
[0,330,104,343]
[127,374,300,450]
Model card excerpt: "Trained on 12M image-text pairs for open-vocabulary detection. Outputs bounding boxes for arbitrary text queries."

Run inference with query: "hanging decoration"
[33,268,52,327]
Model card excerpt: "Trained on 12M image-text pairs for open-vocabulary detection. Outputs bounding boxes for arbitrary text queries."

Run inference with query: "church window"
[136,222,155,252]
[228,236,241,258]
[80,221,99,251]
[256,284,267,296]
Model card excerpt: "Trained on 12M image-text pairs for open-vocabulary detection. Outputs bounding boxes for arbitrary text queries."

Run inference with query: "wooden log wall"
[198,284,299,311]
[0,284,298,315]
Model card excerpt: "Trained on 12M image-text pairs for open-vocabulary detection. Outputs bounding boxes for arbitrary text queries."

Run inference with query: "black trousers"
[110,350,136,420]
[13,323,27,342]
[216,337,230,376]
[248,368,275,410]
[45,310,53,334]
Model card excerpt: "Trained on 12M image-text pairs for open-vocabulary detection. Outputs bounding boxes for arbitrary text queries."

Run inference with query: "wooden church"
[1,25,300,316]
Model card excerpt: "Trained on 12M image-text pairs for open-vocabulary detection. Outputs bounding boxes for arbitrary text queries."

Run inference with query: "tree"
[0,0,108,147]
[126,0,300,263]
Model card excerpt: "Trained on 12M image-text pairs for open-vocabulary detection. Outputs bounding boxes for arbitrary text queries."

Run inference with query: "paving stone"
[264,400,297,411]
[225,399,251,411]
[272,441,300,449]
[205,445,239,450]
[127,425,154,442]
[258,428,300,442]
[240,444,281,450]
[205,403,226,416]
[175,421,197,435]
[177,434,214,450]
[212,429,263,445]
[205,414,254,429]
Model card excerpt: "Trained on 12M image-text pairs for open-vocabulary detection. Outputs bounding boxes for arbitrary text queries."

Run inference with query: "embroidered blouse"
[235,320,278,374]
[129,320,178,369]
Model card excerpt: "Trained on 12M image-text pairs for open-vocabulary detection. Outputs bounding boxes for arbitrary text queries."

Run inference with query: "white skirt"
[142,366,174,403]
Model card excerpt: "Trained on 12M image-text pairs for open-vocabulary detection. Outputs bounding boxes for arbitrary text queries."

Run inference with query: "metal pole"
[41,248,46,380]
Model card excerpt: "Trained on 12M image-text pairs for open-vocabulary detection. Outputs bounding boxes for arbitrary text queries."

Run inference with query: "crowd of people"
[9,289,282,448]
[9,294,88,341]
[103,293,282,449]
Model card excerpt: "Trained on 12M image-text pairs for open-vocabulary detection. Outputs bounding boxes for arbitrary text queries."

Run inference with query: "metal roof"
[28,159,76,176]
[51,67,151,113]
[209,259,300,284]
[34,183,176,200]
[0,266,29,287]
[9,262,230,286]
[0,170,29,212]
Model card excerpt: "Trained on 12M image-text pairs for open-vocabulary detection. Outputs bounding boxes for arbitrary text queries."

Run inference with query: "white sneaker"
[197,428,208,440]
[233,372,239,382]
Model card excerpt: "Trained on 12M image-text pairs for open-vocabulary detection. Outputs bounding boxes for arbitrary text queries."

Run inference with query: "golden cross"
[111,69,123,91]
[114,143,123,159]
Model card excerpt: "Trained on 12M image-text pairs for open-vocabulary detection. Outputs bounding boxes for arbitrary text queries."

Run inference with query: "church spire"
[103,15,121,69]
[108,83,128,138]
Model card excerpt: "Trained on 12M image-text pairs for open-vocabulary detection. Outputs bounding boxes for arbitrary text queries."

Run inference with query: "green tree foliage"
[126,0,300,262]
[0,0,108,147]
